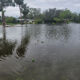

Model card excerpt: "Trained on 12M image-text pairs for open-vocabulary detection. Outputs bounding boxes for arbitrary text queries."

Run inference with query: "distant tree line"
[0,0,80,25]
[26,8,80,24]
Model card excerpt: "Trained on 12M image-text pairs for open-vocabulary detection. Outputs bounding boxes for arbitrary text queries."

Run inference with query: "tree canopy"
[0,0,15,10]
[21,4,29,18]
[14,0,24,6]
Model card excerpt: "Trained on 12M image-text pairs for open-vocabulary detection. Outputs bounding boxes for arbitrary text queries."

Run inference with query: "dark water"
[0,23,80,80]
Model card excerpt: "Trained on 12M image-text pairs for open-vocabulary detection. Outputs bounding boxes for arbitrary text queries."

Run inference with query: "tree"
[0,0,15,40]
[14,0,24,18]
[0,0,15,27]
[28,8,41,19]
[59,9,72,20]
[71,13,79,22]
[21,4,29,19]
[5,17,17,23]
[43,8,56,23]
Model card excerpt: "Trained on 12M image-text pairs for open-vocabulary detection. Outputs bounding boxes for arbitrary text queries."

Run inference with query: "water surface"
[0,23,80,80]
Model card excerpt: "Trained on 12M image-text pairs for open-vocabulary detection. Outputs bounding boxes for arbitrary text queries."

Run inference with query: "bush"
[53,18,61,22]
[35,19,43,24]
[5,17,18,24]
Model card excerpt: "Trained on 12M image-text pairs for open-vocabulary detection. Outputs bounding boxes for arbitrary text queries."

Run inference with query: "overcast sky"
[1,0,80,17]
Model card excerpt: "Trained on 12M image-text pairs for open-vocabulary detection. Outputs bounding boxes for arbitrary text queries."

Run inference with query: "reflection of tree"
[0,27,16,58]
[0,40,16,57]
[16,36,30,57]
[2,25,6,41]
[30,25,41,38]
[16,26,30,57]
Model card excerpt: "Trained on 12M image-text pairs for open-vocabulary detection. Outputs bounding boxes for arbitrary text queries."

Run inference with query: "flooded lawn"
[0,23,80,80]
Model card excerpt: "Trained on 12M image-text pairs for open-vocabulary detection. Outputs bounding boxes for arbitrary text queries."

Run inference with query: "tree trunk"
[19,5,23,25]
[2,8,6,27]
[19,5,22,18]
[2,8,6,40]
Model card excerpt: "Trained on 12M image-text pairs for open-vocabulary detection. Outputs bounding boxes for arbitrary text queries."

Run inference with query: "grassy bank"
[0,22,20,26]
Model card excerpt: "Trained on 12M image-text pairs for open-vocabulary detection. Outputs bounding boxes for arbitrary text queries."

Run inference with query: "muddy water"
[0,23,80,80]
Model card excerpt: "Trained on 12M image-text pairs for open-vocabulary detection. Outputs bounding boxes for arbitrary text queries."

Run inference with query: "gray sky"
[1,0,80,17]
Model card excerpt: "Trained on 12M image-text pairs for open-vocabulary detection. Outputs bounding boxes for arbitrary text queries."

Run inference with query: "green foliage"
[0,0,15,9]
[52,22,56,25]
[53,18,62,23]
[0,0,15,27]
[29,8,80,24]
[5,17,18,24]
[71,13,80,23]
[35,19,43,24]
[21,4,29,18]
[27,8,41,19]
[14,0,29,23]
[14,0,24,6]
[32,58,35,62]
[43,9,56,23]
[0,40,16,57]
[59,9,72,19]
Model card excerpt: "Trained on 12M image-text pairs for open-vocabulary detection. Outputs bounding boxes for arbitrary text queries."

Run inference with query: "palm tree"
[14,0,24,19]
[0,0,15,40]
[0,0,15,27]
[21,4,29,19]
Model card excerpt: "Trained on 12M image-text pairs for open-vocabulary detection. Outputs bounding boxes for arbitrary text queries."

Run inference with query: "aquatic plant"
[32,58,35,62]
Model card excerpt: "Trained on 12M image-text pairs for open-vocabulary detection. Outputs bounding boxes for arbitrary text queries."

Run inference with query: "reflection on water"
[0,23,80,80]
[0,27,16,58]
[0,40,16,58]
[16,35,30,57]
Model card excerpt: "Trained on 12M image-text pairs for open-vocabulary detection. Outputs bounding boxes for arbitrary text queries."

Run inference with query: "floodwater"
[0,23,80,80]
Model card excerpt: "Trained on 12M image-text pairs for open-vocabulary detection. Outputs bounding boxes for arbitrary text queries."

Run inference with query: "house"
[17,18,35,24]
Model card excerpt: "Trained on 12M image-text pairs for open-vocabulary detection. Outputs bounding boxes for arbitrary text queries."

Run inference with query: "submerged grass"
[32,58,35,62]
